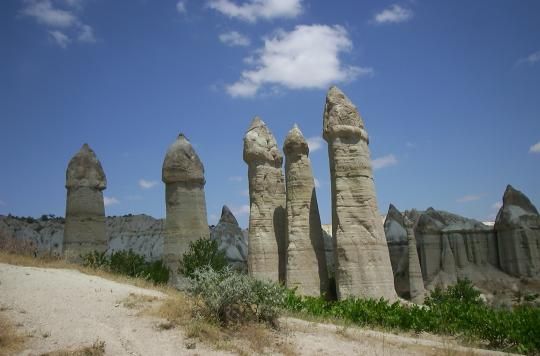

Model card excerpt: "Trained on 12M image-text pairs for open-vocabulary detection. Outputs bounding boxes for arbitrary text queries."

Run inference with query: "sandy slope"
[0,263,511,355]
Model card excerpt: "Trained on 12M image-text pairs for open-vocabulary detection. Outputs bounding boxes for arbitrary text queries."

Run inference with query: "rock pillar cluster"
[243,117,287,282]
[322,86,397,301]
[63,144,107,261]
[162,134,209,277]
[283,125,328,296]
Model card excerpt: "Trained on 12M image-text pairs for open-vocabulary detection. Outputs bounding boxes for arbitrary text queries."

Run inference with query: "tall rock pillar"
[243,117,287,282]
[404,216,425,304]
[322,86,397,300]
[64,144,107,261]
[162,134,209,278]
[283,124,328,296]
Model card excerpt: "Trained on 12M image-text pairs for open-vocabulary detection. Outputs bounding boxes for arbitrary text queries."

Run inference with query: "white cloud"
[176,1,187,13]
[373,4,413,24]
[219,31,251,47]
[21,0,78,28]
[314,178,320,188]
[306,136,324,152]
[21,0,97,48]
[48,30,70,48]
[529,141,540,153]
[227,25,370,98]
[77,24,95,43]
[456,195,481,203]
[491,201,503,210]
[104,196,120,206]
[371,154,397,170]
[208,0,302,23]
[517,50,540,66]
[231,204,250,216]
[228,176,243,182]
[139,179,158,189]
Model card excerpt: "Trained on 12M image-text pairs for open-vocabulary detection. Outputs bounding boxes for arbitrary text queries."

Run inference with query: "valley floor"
[0,263,514,356]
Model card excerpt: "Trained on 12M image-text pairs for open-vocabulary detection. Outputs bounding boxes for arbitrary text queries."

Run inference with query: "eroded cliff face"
[495,185,540,278]
[323,86,397,301]
[385,186,540,302]
[64,144,107,261]
[243,117,287,283]
[0,214,247,270]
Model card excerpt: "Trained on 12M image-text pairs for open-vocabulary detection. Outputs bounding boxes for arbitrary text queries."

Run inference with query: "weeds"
[0,314,26,356]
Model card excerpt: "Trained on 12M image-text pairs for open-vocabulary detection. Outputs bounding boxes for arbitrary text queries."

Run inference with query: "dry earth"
[0,263,514,355]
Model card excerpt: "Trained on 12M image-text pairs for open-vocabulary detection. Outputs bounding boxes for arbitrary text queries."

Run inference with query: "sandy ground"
[0,263,513,356]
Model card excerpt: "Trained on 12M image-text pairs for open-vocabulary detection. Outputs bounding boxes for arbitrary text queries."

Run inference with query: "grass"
[0,314,27,356]
[40,340,106,356]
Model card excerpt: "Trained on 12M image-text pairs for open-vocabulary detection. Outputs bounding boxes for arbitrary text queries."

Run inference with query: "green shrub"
[81,251,108,269]
[189,267,286,326]
[282,279,540,354]
[81,250,169,284]
[180,239,227,278]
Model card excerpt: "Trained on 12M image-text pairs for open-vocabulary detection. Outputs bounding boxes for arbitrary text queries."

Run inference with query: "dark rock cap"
[66,143,106,190]
[323,86,367,142]
[501,185,539,215]
[162,134,205,184]
[283,124,309,156]
[243,116,283,167]
[219,205,239,226]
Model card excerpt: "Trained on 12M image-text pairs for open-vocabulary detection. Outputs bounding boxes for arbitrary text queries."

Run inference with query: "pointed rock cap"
[243,116,283,167]
[66,143,106,190]
[385,204,404,226]
[162,133,205,184]
[323,86,368,142]
[283,124,309,156]
[219,205,239,226]
[495,185,539,227]
[501,185,538,215]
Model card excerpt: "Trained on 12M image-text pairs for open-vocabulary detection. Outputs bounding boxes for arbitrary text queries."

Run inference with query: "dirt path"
[0,263,512,355]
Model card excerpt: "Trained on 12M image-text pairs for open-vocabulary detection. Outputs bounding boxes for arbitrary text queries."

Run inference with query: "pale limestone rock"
[243,117,287,282]
[162,134,209,279]
[63,144,107,261]
[495,185,540,277]
[323,86,397,301]
[210,205,248,272]
[404,215,425,304]
[283,125,328,296]
[106,215,164,261]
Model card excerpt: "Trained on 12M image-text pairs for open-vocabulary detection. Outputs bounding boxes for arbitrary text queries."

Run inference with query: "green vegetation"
[284,279,540,354]
[189,267,286,326]
[81,250,169,284]
[180,238,227,279]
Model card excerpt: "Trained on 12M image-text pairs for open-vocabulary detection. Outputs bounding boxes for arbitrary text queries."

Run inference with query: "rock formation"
[495,185,540,277]
[107,214,163,261]
[243,117,287,282]
[162,134,209,278]
[385,205,511,298]
[63,144,107,261]
[322,86,397,301]
[210,205,248,272]
[283,124,328,296]
[404,215,425,304]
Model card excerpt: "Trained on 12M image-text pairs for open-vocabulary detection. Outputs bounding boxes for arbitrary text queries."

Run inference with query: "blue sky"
[1,0,539,228]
